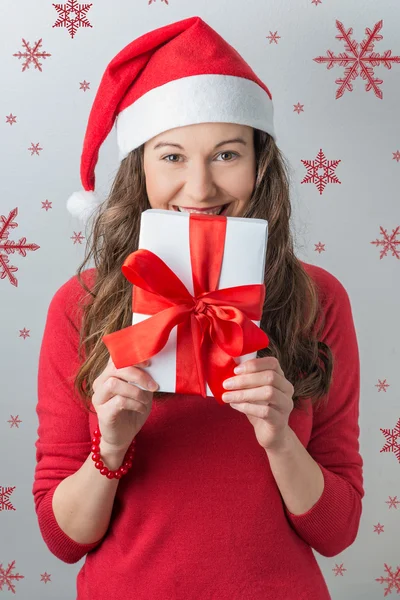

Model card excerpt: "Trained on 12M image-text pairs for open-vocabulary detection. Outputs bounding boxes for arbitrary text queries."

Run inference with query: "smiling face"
[143,122,257,217]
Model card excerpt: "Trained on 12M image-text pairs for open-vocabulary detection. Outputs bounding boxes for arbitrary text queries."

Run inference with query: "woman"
[32,16,364,600]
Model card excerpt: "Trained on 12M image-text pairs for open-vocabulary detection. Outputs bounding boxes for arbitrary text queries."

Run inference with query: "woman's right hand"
[91,355,159,454]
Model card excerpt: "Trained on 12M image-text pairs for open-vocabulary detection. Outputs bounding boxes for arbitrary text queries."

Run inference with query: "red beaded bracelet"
[91,428,136,480]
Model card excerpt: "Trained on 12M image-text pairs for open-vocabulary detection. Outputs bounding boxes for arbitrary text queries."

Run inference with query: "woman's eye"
[162,152,238,163]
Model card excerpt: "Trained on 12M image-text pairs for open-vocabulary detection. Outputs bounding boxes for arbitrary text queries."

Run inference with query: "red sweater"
[33,263,364,600]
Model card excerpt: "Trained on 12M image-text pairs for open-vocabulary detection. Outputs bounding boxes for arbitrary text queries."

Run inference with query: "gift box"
[102,209,269,403]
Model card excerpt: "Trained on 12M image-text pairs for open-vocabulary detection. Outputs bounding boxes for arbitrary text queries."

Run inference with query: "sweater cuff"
[37,486,103,564]
[283,463,356,546]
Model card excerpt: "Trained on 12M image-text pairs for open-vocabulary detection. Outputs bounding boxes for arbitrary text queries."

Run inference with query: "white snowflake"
[314,20,400,99]
[13,39,51,72]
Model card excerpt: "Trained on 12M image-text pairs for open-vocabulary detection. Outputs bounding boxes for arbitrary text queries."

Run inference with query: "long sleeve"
[32,270,104,564]
[284,267,364,558]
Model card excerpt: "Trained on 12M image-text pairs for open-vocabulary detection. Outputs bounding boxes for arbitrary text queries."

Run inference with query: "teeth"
[176,205,225,215]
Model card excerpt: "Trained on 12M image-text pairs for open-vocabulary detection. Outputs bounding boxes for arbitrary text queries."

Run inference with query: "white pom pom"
[67,190,102,222]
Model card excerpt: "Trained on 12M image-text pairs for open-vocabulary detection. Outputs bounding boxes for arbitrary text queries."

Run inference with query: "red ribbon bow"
[102,213,269,404]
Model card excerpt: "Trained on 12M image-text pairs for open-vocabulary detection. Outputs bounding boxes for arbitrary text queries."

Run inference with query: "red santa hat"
[67,15,276,222]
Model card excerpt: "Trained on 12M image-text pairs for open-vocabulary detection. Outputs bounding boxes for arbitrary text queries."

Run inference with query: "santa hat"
[67,15,276,222]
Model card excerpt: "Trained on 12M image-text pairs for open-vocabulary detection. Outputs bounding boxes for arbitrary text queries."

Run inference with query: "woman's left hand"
[222,356,295,452]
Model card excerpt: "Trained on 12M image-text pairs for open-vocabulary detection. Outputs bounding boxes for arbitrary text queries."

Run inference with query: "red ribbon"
[102,213,269,404]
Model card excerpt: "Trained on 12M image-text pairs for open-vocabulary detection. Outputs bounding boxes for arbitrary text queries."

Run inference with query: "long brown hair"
[73,129,333,414]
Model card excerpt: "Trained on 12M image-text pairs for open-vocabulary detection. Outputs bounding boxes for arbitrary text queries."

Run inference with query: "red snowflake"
[0,487,16,512]
[380,417,400,463]
[301,148,341,195]
[8,415,22,428]
[42,200,52,211]
[40,572,52,584]
[53,0,93,39]
[376,379,390,392]
[376,564,400,596]
[13,39,51,72]
[28,142,43,156]
[6,114,17,125]
[314,242,326,254]
[314,20,400,99]
[0,561,24,594]
[79,80,90,91]
[71,231,85,244]
[293,102,304,114]
[374,523,385,534]
[266,31,281,45]
[371,226,400,259]
[19,327,30,339]
[393,150,400,162]
[332,563,347,576]
[386,496,400,509]
[148,0,169,4]
[0,208,40,287]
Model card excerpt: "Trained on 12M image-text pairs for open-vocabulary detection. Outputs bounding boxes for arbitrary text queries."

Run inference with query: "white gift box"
[131,209,268,397]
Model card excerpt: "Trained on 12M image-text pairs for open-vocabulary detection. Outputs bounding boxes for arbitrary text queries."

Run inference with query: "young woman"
[32,16,364,600]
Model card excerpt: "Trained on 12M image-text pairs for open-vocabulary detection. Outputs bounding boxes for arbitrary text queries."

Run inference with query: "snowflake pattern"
[28,142,43,156]
[71,231,85,244]
[53,0,93,38]
[19,327,30,339]
[266,31,281,44]
[0,208,40,287]
[40,572,51,584]
[0,561,24,594]
[0,487,16,512]
[332,563,347,576]
[374,523,385,534]
[293,102,304,114]
[371,226,400,259]
[5,114,17,125]
[376,564,400,596]
[148,0,169,4]
[314,20,400,99]
[380,417,400,463]
[79,80,90,91]
[301,148,341,194]
[314,242,326,254]
[386,496,400,509]
[376,379,390,392]
[41,200,52,211]
[8,415,22,428]
[13,39,51,72]
[393,150,400,162]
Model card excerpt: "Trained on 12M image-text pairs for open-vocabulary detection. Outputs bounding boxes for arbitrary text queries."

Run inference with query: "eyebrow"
[153,137,248,151]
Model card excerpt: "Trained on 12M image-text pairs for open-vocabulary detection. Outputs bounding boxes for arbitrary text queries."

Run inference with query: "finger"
[224,371,289,395]
[102,393,150,416]
[222,386,291,412]
[231,402,281,422]
[93,373,157,408]
[240,356,285,377]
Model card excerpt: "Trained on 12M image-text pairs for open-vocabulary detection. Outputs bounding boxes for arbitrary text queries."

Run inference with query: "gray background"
[1,0,399,598]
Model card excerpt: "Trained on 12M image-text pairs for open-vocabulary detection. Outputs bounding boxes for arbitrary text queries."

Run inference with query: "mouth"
[172,203,230,216]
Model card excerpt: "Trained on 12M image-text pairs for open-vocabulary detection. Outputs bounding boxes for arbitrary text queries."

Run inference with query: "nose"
[184,160,217,203]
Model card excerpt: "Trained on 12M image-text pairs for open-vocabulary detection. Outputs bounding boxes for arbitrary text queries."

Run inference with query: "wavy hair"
[73,129,334,414]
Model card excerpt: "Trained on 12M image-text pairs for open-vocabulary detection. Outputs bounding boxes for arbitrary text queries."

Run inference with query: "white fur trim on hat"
[67,190,102,222]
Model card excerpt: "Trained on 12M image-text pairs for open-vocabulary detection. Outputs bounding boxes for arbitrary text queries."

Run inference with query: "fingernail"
[147,381,159,392]
[234,365,244,374]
